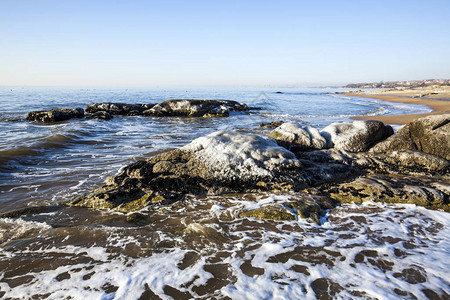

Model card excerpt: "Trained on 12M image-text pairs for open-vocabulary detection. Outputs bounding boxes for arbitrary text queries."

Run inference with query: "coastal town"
[344,78,450,89]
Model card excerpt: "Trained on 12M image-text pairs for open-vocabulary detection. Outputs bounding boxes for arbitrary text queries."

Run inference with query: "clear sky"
[1,0,450,87]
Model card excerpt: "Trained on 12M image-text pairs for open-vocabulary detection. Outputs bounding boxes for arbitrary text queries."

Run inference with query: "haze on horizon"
[1,0,449,88]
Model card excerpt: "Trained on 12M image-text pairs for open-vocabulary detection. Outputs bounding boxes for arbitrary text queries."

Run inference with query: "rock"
[70,185,179,212]
[268,122,327,151]
[370,114,450,159]
[323,174,449,211]
[142,99,248,117]
[26,108,84,122]
[239,205,296,221]
[239,196,337,223]
[0,205,63,218]
[298,149,449,176]
[85,111,113,120]
[320,120,393,152]
[354,150,449,175]
[70,131,308,212]
[86,103,155,116]
[126,213,152,226]
[259,121,284,129]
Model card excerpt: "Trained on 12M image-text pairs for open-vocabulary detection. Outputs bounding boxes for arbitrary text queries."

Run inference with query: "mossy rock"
[69,185,174,213]
[324,175,449,211]
[239,205,296,221]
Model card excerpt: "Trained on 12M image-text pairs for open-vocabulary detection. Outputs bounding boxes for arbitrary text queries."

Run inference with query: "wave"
[0,134,78,165]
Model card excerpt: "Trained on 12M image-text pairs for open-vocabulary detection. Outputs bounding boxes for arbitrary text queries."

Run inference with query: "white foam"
[0,218,51,246]
[1,198,449,299]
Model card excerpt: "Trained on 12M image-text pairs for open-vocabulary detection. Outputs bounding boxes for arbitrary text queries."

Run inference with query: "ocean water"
[0,87,447,299]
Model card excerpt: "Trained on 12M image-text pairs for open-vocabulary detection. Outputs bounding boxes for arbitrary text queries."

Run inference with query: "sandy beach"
[345,86,450,125]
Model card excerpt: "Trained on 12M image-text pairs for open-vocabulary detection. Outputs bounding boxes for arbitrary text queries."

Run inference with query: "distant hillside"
[343,79,450,89]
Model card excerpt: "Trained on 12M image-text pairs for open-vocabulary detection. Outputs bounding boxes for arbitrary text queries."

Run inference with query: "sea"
[0,86,448,299]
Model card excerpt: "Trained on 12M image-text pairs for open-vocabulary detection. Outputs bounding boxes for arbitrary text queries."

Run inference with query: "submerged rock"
[142,99,248,117]
[239,205,296,221]
[370,114,450,159]
[26,108,84,122]
[320,120,393,152]
[239,196,337,223]
[69,131,308,212]
[268,122,327,151]
[86,103,155,116]
[259,121,284,129]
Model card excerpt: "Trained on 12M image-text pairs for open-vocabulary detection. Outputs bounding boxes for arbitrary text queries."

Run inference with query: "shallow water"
[0,87,447,299]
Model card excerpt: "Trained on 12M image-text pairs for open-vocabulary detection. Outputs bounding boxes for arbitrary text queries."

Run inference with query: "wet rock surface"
[322,174,449,211]
[142,99,248,117]
[85,111,113,120]
[85,103,155,116]
[26,108,84,122]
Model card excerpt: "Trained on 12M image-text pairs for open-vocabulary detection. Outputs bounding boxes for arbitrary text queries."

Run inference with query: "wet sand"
[345,89,450,125]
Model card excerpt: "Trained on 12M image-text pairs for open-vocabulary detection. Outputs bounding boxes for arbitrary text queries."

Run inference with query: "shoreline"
[345,92,450,125]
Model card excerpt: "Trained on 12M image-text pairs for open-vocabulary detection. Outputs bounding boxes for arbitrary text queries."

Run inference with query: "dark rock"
[298,149,449,176]
[142,99,248,117]
[85,111,113,120]
[0,205,63,218]
[259,121,284,129]
[321,120,393,152]
[239,205,296,221]
[86,103,155,116]
[371,114,450,159]
[26,108,84,122]
[322,174,449,211]
[126,213,152,226]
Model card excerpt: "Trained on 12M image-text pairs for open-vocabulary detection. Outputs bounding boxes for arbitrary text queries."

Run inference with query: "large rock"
[70,131,307,212]
[268,122,327,151]
[370,114,450,159]
[320,120,393,152]
[86,103,155,116]
[297,149,449,176]
[142,99,248,117]
[26,108,84,122]
[323,174,449,211]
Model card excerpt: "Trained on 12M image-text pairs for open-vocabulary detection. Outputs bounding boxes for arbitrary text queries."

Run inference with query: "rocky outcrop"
[370,114,450,159]
[142,99,248,117]
[268,122,327,151]
[321,120,393,152]
[26,108,84,122]
[69,115,450,213]
[297,149,449,176]
[85,103,155,116]
[85,111,113,120]
[322,175,449,211]
[69,131,308,212]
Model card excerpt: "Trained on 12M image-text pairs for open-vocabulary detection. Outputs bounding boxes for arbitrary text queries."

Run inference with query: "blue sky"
[1,0,449,87]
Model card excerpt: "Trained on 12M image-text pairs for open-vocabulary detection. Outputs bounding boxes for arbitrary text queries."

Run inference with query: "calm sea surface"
[0,87,448,299]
